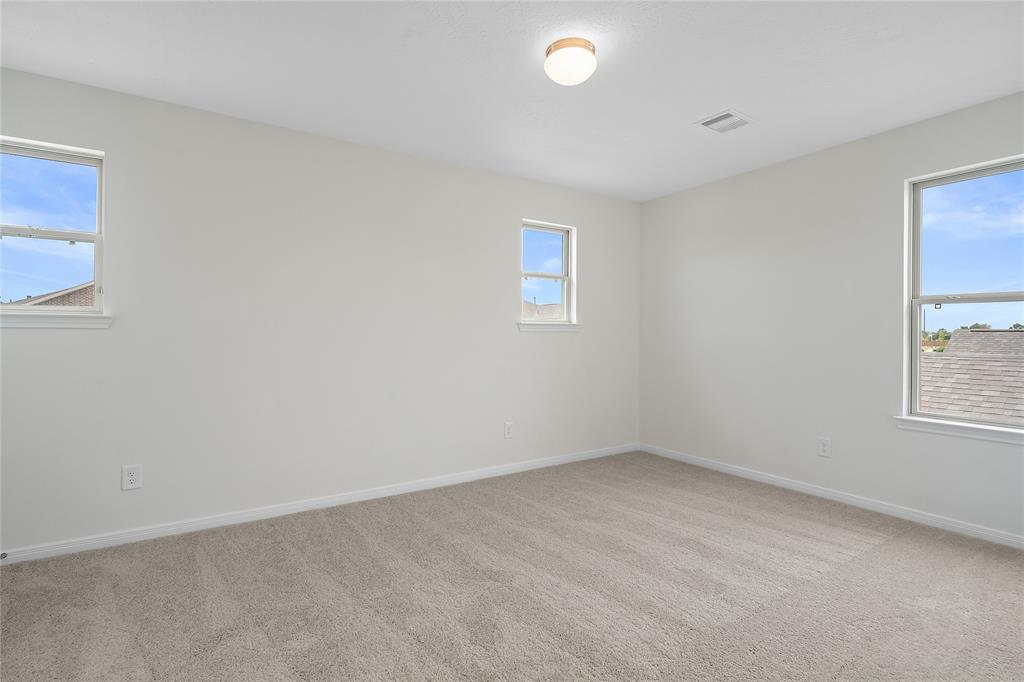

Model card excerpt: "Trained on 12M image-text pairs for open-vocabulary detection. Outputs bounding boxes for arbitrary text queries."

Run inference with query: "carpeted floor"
[2,452,1021,680]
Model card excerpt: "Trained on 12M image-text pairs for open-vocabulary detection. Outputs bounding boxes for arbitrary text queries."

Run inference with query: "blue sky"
[522,228,564,305]
[920,168,1023,330]
[1,153,97,303]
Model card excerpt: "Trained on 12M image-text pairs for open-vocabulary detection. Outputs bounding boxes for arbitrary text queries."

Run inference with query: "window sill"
[517,322,581,333]
[0,311,113,329]
[892,415,1023,446]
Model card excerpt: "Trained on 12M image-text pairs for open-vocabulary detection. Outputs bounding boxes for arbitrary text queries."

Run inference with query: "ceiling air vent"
[696,110,750,133]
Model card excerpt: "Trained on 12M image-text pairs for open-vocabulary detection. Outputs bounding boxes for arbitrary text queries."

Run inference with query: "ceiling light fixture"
[544,37,597,86]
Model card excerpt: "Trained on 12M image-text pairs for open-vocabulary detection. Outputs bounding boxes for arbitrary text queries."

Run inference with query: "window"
[0,137,106,324]
[907,158,1023,430]
[520,220,576,327]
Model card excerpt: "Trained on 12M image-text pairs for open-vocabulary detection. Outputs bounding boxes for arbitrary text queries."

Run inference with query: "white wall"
[0,70,640,551]
[3,69,1020,555]
[640,93,1024,537]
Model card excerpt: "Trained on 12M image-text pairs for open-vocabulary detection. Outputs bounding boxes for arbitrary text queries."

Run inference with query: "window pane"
[1,236,95,306]
[0,152,98,232]
[521,277,564,321]
[920,168,1024,295]
[918,300,1024,426]
[522,228,564,275]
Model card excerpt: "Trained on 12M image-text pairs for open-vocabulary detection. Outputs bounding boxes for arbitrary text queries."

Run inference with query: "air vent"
[696,110,750,133]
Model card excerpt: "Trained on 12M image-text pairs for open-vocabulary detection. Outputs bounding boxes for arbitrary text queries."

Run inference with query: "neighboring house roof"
[9,281,95,307]
[522,300,564,321]
[920,329,1024,426]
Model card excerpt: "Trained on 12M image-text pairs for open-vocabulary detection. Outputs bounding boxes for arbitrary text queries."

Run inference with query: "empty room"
[0,1,1021,680]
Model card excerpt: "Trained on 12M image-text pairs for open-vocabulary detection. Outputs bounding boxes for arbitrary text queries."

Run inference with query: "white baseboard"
[6,442,1019,563]
[0,443,638,565]
[637,442,1024,550]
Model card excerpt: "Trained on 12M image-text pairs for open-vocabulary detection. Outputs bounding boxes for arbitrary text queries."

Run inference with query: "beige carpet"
[2,452,1021,680]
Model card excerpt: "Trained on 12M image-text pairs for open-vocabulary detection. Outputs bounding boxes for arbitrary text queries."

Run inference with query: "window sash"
[521,272,567,281]
[521,224,569,278]
[910,296,1024,425]
[1,138,103,169]
[1,225,97,243]
[907,157,1024,428]
[915,291,1024,305]
[521,274,568,322]
[0,230,102,309]
[911,158,1023,300]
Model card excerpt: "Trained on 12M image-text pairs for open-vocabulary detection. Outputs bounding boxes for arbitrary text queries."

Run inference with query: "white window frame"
[0,136,110,328]
[896,155,1023,444]
[518,218,578,331]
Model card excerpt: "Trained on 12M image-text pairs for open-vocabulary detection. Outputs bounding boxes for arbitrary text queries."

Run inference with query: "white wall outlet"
[504,421,513,439]
[816,437,832,458]
[121,464,142,490]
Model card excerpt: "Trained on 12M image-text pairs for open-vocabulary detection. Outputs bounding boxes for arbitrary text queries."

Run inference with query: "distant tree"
[968,322,991,330]
[934,328,949,341]
[1012,323,1024,330]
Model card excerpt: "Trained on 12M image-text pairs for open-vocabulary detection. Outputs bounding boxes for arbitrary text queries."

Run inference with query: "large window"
[0,137,104,314]
[521,220,576,325]
[908,158,1023,429]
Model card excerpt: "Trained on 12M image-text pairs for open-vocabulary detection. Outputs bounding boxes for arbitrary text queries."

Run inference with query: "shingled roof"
[920,329,1024,426]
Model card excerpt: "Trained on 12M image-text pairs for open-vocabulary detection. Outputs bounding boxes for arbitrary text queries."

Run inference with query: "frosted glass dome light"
[544,37,597,86]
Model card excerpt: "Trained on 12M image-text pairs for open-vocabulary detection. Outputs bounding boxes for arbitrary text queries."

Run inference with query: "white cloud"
[921,170,1024,240]
[1,236,93,262]
[0,269,67,285]
[922,205,1024,240]
[542,257,562,273]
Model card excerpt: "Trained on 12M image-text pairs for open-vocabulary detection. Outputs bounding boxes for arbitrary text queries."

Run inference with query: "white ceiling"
[2,2,1021,201]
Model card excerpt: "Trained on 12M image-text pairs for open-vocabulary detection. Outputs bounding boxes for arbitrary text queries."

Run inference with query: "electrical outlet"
[816,437,832,458]
[504,421,513,439]
[121,464,142,490]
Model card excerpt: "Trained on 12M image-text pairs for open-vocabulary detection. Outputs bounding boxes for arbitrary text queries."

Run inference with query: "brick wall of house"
[34,284,95,307]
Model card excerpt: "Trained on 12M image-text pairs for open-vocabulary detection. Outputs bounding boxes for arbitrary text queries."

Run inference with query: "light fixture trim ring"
[545,37,596,59]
